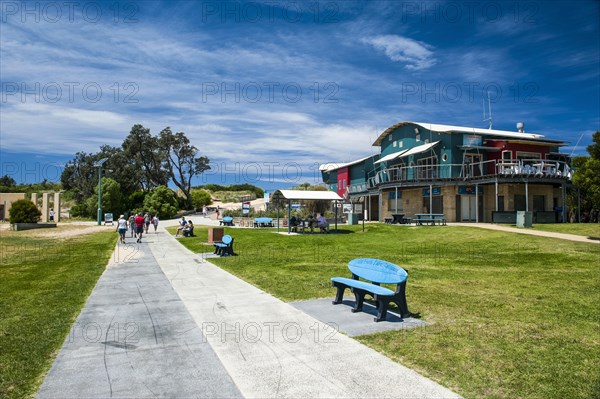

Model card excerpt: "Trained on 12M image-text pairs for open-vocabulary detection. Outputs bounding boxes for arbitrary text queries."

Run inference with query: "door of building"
[461,196,477,221]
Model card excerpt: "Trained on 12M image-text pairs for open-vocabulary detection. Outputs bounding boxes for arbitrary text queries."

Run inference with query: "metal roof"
[372,121,566,146]
[271,190,343,201]
[319,155,375,172]
[373,149,408,164]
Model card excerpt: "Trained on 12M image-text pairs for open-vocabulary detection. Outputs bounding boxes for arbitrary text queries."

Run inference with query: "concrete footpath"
[37,218,462,398]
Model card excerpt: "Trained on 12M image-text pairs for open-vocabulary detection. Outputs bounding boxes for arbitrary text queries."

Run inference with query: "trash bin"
[516,211,533,228]
[208,227,224,243]
[347,213,359,225]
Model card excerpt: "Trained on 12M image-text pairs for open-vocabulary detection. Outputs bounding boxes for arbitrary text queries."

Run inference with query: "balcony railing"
[365,159,572,189]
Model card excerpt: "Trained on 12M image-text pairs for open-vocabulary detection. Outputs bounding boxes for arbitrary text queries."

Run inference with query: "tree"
[191,189,213,209]
[571,131,600,221]
[0,175,16,187]
[9,199,41,223]
[122,124,169,191]
[143,185,179,219]
[61,151,99,202]
[159,127,210,209]
[86,177,123,217]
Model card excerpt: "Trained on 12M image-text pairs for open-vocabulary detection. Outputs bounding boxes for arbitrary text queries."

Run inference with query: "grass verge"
[529,223,600,239]
[0,230,117,399]
[168,224,600,399]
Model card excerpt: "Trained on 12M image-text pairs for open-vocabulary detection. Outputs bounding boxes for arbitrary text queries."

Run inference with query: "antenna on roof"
[483,92,493,129]
[570,133,585,157]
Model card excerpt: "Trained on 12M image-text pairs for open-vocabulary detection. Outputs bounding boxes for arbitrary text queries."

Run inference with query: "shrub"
[143,185,179,219]
[191,189,212,209]
[9,199,41,223]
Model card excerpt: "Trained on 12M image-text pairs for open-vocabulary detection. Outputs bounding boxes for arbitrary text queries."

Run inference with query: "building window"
[514,194,526,211]
[392,141,397,147]
[388,135,393,142]
[502,150,512,162]
[399,140,403,148]
[516,151,541,161]
[533,195,545,212]
[425,139,429,144]
[416,134,421,142]
[498,195,505,211]
[442,153,448,162]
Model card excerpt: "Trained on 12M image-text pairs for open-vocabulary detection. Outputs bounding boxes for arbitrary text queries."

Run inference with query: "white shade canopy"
[374,149,408,164]
[272,190,343,201]
[398,141,440,158]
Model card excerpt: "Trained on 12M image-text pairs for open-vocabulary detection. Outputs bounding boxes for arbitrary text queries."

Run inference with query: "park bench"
[253,217,273,228]
[213,234,235,256]
[414,213,446,226]
[331,258,410,322]
[183,225,195,237]
[220,216,234,226]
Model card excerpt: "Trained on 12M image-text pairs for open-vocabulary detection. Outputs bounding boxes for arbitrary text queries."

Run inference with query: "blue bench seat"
[331,258,410,322]
[213,234,235,256]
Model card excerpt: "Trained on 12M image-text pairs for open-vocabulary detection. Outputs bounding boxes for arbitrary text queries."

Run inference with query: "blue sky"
[1,0,598,190]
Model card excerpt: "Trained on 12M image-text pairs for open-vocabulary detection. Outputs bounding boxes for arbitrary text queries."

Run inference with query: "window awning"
[399,141,440,158]
[373,149,408,164]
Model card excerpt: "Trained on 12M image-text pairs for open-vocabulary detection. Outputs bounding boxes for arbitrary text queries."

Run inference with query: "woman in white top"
[116,215,128,244]
[152,215,159,232]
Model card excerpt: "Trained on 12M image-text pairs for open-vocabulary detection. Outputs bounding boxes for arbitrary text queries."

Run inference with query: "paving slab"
[290,298,427,337]
[36,240,242,399]
[149,228,462,399]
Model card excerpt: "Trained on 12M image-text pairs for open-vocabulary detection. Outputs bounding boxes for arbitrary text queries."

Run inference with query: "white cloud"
[362,35,435,70]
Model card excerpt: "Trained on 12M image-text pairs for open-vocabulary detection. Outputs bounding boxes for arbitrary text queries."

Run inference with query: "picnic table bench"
[414,213,446,226]
[213,234,235,256]
[331,258,410,322]
[220,216,234,226]
[253,217,274,228]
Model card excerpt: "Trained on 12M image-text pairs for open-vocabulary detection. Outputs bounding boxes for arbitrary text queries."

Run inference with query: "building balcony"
[365,159,572,190]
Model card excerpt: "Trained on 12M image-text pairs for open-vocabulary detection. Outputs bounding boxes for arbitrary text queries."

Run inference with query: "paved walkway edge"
[150,224,462,399]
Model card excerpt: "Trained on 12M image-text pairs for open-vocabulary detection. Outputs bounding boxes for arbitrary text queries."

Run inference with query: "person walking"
[144,212,151,233]
[116,214,127,244]
[134,213,145,243]
[128,214,135,237]
[152,214,159,232]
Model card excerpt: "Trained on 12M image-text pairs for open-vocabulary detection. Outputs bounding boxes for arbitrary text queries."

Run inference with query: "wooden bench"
[331,258,410,322]
[213,234,235,256]
[220,216,234,226]
[384,218,393,224]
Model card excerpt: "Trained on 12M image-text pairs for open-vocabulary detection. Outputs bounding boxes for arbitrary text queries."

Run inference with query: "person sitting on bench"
[289,215,299,232]
[316,213,329,233]
[183,220,194,237]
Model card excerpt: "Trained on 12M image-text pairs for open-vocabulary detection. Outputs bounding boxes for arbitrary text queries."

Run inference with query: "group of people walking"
[116,212,159,244]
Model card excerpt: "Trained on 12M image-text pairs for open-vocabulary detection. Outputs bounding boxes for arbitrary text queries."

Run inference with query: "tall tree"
[159,127,210,208]
[61,151,100,202]
[122,124,169,190]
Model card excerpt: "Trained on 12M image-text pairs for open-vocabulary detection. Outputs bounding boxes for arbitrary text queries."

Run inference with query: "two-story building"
[320,121,573,223]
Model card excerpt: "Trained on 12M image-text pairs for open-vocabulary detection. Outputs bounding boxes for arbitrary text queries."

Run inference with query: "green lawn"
[529,223,600,239]
[169,224,600,399]
[0,230,117,399]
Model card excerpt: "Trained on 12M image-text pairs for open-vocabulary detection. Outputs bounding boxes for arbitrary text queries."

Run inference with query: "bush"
[69,203,91,218]
[9,199,41,223]
[143,185,179,219]
[191,189,212,209]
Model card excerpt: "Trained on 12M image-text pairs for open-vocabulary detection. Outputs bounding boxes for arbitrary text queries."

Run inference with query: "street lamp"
[94,158,108,225]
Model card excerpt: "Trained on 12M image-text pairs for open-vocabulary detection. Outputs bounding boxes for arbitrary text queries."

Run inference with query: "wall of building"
[0,193,26,221]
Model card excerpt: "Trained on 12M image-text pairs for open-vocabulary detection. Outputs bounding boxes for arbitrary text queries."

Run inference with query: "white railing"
[362,159,571,189]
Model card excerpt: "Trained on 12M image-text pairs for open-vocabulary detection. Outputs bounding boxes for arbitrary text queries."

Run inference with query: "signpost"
[242,201,251,215]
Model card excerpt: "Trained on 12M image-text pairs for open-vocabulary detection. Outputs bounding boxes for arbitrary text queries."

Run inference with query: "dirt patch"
[0,223,115,239]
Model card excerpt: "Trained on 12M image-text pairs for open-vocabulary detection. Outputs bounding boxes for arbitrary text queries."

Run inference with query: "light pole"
[94,158,108,225]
